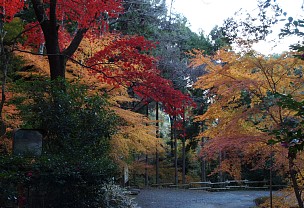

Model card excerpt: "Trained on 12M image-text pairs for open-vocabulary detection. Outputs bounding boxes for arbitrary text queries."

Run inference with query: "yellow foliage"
[111,107,163,161]
[12,36,164,169]
[259,195,293,208]
[191,49,304,177]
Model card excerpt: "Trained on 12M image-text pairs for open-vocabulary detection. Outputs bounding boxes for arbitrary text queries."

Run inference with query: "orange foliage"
[190,49,304,178]
[12,36,164,168]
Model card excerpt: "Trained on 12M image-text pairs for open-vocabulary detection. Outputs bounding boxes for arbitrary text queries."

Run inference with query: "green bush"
[1,79,120,207]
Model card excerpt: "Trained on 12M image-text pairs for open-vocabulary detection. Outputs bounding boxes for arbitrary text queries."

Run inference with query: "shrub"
[100,184,139,208]
[1,79,120,207]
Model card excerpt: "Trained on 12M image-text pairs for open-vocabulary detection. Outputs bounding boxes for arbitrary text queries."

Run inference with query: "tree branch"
[31,0,48,24]
[63,28,88,57]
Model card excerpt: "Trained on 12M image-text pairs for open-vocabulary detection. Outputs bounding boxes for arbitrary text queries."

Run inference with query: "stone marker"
[13,129,45,156]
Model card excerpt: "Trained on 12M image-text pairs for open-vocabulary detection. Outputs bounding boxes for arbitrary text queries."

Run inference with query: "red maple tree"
[0,0,24,22]
[1,0,194,117]
[86,35,195,115]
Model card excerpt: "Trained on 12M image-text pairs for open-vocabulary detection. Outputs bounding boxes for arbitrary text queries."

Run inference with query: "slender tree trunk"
[200,138,206,182]
[182,137,186,184]
[288,151,304,208]
[219,151,222,182]
[269,146,273,208]
[145,104,149,187]
[145,154,148,187]
[170,116,174,157]
[182,112,186,184]
[155,102,159,184]
[173,116,178,185]
[0,16,7,136]
[133,152,137,186]
[201,157,206,182]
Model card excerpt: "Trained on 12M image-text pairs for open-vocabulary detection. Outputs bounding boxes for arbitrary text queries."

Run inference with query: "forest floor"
[133,188,270,208]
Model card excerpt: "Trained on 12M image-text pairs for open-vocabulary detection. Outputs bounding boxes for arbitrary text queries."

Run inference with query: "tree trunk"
[201,157,206,182]
[173,116,178,185]
[269,147,273,208]
[0,16,8,137]
[200,138,206,182]
[182,137,186,184]
[219,151,222,182]
[170,116,174,157]
[31,0,87,81]
[182,112,186,184]
[43,22,67,80]
[31,0,65,80]
[288,151,304,208]
[145,154,148,187]
[145,104,149,187]
[155,102,159,184]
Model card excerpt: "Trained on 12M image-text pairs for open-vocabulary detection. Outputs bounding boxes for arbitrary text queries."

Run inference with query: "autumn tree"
[1,0,194,116]
[112,0,167,37]
[111,0,205,184]
[0,1,198,191]
[26,0,122,80]
[190,49,304,202]
[268,93,304,207]
[0,1,25,137]
[279,3,304,61]
[219,0,283,50]
[0,0,195,122]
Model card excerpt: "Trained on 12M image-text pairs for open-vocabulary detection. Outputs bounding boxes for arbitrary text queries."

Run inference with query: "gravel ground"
[133,188,270,208]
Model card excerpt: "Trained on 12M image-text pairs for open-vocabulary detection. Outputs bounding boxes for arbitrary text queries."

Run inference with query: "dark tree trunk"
[201,158,206,182]
[145,154,148,187]
[170,116,174,157]
[31,0,87,80]
[155,102,159,184]
[200,138,207,182]
[182,137,186,184]
[145,104,149,187]
[288,151,304,208]
[173,116,178,185]
[182,112,186,184]
[0,15,7,136]
[32,0,64,80]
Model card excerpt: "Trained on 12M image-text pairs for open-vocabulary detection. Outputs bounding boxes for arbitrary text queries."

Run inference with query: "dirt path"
[134,188,269,208]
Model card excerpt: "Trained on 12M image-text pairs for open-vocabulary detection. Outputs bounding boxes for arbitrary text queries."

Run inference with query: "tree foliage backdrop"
[1,0,304,207]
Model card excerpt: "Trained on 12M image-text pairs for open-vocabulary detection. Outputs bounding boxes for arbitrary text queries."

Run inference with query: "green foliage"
[2,79,121,207]
[0,154,118,207]
[220,0,282,45]
[13,79,119,153]
[0,54,25,82]
[267,93,304,154]
[112,0,167,38]
[3,18,24,44]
